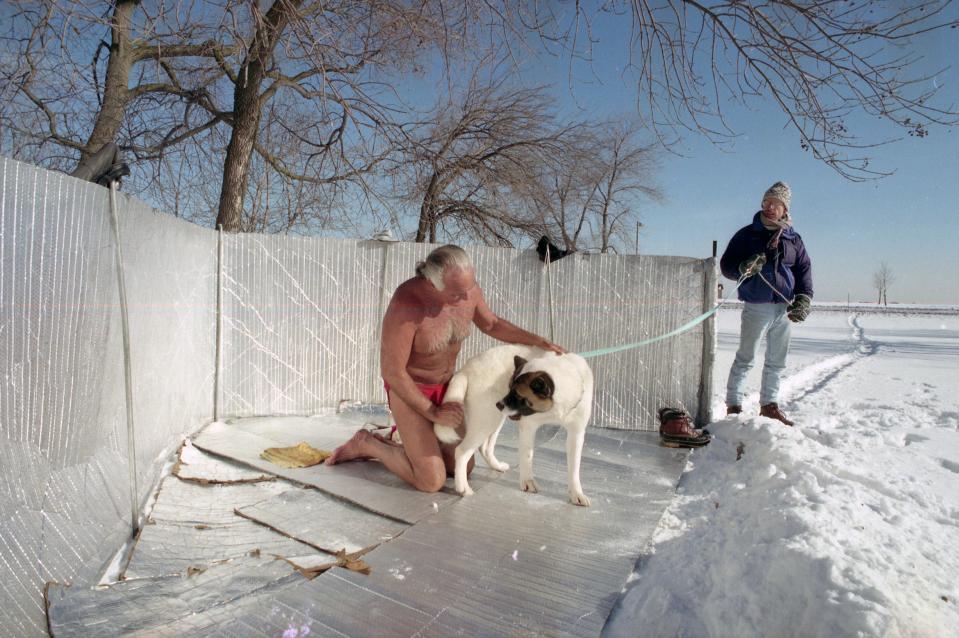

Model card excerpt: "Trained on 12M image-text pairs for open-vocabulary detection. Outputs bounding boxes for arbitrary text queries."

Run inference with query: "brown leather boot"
[658,407,711,448]
[726,405,742,415]
[760,403,794,426]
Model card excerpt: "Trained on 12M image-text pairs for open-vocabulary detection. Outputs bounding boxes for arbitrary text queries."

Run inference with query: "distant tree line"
[2,1,956,251]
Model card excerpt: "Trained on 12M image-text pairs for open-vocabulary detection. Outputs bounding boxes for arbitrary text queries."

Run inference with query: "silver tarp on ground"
[190,418,466,523]
[124,476,322,580]
[2,156,714,635]
[236,488,409,555]
[174,442,276,484]
[46,417,689,637]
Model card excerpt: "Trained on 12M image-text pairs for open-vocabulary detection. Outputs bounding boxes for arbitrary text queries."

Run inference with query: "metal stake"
[108,181,139,536]
[545,248,555,342]
[214,225,223,421]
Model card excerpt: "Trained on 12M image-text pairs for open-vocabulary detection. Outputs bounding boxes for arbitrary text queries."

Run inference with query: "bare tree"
[873,261,896,305]
[1,1,228,171]
[523,1,959,181]
[520,121,661,253]
[1,0,501,231]
[519,141,594,252]
[585,122,662,253]
[210,0,411,231]
[5,1,957,234]
[399,81,578,244]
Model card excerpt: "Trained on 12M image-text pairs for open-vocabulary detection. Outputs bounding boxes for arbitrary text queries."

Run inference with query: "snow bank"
[605,312,959,638]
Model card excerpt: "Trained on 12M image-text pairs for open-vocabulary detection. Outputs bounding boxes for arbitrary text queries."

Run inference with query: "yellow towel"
[260,442,331,468]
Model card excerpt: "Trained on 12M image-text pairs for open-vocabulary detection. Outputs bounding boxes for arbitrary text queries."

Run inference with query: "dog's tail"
[434,424,460,445]
[433,372,468,445]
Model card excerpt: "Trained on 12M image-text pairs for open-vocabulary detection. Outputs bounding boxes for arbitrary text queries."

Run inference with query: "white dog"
[434,345,594,506]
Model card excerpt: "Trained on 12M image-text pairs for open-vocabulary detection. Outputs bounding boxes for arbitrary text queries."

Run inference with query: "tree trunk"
[416,172,440,242]
[216,0,304,231]
[415,199,431,242]
[80,0,137,162]
[216,78,264,231]
[599,202,610,253]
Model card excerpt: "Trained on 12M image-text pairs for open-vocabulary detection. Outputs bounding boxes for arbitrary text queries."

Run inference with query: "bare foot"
[325,430,377,465]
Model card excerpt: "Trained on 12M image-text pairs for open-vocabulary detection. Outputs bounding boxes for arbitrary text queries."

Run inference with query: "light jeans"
[725,302,792,406]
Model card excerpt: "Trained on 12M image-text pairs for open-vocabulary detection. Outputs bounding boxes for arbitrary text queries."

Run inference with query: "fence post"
[214,225,223,421]
[544,249,555,342]
[107,181,140,536]
[698,257,718,426]
[372,245,391,402]
[371,231,398,404]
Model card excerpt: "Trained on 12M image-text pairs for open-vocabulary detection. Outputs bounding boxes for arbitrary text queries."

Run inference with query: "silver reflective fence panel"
[0,157,216,635]
[219,234,382,416]
[220,238,715,428]
[0,156,715,635]
[1,158,130,636]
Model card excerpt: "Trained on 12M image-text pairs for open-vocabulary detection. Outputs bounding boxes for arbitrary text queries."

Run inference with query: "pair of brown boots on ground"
[726,402,794,426]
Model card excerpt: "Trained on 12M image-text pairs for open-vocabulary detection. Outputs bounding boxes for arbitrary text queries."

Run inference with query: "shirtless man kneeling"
[325,244,564,492]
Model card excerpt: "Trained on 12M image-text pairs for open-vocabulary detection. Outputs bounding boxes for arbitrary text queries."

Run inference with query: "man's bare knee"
[409,457,446,493]
[412,470,445,493]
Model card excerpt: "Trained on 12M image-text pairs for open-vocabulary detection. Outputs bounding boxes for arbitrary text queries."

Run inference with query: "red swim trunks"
[383,380,448,408]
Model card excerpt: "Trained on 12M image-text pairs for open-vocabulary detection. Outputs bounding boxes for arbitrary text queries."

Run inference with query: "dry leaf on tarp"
[337,548,373,576]
[274,546,376,580]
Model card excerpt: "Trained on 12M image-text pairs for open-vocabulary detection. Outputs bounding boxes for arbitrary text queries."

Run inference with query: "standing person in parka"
[720,181,813,425]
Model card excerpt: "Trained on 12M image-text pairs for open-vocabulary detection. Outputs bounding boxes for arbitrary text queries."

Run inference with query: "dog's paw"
[456,484,474,497]
[569,491,591,507]
[490,460,509,472]
[520,478,539,493]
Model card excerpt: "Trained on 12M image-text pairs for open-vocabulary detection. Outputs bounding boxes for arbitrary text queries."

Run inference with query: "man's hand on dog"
[539,338,566,355]
[429,402,464,427]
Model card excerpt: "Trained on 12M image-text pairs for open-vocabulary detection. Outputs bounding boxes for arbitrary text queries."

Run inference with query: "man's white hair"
[416,245,473,291]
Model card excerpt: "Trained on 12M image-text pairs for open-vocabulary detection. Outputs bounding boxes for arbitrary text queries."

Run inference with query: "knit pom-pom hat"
[762,181,791,211]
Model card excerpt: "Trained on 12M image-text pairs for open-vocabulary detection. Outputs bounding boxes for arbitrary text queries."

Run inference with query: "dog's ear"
[513,356,527,372]
[529,373,554,399]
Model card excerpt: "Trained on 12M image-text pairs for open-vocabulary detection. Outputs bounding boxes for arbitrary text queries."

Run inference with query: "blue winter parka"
[720,212,814,304]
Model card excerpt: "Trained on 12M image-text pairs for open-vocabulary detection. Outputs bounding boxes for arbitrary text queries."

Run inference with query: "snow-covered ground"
[605,309,959,638]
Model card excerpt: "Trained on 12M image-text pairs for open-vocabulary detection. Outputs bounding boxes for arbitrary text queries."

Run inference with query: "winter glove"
[738,253,766,278]
[787,293,812,323]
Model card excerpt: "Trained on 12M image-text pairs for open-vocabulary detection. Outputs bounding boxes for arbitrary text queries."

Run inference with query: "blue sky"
[8,3,954,302]
[510,8,959,304]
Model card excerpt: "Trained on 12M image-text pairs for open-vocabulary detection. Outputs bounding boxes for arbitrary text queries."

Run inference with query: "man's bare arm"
[473,290,566,354]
